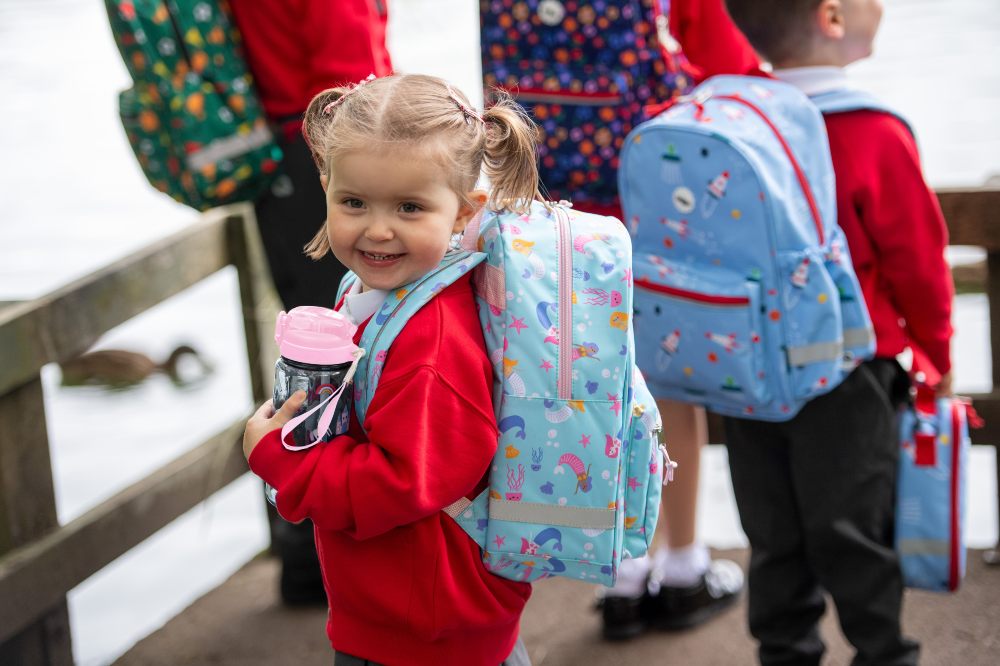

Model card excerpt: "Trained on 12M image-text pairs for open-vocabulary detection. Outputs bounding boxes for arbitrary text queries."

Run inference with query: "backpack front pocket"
[777,250,845,400]
[632,256,768,406]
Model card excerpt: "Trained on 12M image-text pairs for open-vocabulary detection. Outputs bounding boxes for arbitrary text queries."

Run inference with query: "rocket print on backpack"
[619,75,875,421]
[341,201,671,586]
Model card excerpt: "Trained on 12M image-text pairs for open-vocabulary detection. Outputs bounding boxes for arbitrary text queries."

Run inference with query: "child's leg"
[788,361,918,666]
[725,416,826,666]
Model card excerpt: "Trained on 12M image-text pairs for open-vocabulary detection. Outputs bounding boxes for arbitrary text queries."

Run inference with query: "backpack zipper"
[556,206,573,399]
[634,278,750,306]
[506,87,622,106]
[712,94,826,246]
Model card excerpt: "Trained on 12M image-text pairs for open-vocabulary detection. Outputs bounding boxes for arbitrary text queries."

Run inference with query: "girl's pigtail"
[301,87,347,260]
[302,87,349,173]
[481,90,542,214]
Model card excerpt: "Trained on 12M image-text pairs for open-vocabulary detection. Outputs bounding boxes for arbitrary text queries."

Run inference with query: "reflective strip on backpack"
[897,538,950,557]
[489,500,616,530]
[844,326,874,349]
[186,124,275,171]
[785,327,873,366]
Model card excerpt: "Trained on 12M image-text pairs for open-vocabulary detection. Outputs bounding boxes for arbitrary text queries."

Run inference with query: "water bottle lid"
[274,306,359,366]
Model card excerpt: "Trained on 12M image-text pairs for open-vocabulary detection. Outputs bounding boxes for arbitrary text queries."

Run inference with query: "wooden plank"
[0,418,250,644]
[0,207,241,397]
[938,187,1000,249]
[228,208,282,405]
[0,378,73,663]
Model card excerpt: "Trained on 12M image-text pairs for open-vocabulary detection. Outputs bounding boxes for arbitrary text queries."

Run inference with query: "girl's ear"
[320,173,330,192]
[453,190,488,234]
[816,0,845,40]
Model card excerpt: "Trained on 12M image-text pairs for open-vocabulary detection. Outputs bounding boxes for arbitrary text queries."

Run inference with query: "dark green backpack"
[105,0,282,210]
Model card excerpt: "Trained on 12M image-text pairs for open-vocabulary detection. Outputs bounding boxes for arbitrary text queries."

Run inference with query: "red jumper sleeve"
[857,115,954,376]
[249,364,498,540]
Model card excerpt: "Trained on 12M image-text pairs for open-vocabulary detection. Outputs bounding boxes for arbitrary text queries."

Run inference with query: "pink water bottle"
[266,306,361,505]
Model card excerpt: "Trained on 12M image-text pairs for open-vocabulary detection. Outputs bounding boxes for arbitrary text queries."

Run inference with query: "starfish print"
[494,535,506,548]
[608,393,622,417]
[627,477,641,491]
[579,434,591,448]
[539,360,554,372]
[509,316,527,334]
[621,267,633,286]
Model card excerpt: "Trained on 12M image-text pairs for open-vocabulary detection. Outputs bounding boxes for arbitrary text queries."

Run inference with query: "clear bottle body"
[265,355,353,506]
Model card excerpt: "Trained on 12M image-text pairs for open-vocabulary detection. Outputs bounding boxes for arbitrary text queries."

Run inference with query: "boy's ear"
[453,190,488,234]
[320,173,329,193]
[816,0,846,40]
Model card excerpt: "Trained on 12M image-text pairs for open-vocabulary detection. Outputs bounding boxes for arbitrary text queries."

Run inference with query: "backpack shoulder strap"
[352,250,487,430]
[336,271,358,305]
[810,87,913,136]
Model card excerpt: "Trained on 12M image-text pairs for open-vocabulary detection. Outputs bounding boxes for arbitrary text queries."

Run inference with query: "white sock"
[602,554,650,598]
[654,543,710,588]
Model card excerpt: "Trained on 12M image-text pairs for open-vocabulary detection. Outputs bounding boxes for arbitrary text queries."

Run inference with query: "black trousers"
[255,130,347,601]
[724,360,919,666]
[255,131,348,311]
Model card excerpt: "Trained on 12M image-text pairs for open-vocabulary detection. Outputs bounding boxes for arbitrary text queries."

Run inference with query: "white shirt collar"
[773,66,851,97]
[341,279,388,326]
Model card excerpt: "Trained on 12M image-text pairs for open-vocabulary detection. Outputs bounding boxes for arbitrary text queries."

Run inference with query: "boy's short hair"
[725,0,823,64]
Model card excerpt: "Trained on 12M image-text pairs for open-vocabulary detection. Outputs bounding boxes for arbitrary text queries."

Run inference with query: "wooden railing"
[0,190,998,663]
[0,205,278,664]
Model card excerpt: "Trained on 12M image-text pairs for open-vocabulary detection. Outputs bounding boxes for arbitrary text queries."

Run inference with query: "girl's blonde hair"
[302,73,542,259]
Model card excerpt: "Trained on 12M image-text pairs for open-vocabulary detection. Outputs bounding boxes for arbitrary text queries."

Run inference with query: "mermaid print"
[556,453,593,493]
[511,238,546,280]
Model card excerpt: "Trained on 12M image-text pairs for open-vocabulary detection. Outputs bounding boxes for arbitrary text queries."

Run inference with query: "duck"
[59,344,211,388]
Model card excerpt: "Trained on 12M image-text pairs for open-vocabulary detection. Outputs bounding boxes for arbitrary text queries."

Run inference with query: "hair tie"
[446,85,485,125]
[323,74,377,115]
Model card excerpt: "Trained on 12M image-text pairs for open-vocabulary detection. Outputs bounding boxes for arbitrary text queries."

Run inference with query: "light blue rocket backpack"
[338,201,671,585]
[896,383,971,592]
[619,75,875,421]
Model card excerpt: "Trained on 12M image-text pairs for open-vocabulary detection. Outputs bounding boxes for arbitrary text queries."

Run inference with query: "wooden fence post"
[0,378,73,665]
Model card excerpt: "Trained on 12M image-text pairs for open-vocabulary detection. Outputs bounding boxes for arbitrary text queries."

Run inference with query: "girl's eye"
[343,198,364,209]
[399,202,421,214]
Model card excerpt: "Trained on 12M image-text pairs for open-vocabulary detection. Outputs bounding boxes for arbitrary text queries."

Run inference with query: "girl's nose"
[364,216,394,241]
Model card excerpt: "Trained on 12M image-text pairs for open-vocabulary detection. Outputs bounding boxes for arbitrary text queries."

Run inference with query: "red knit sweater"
[824,110,953,376]
[229,0,393,122]
[670,0,760,79]
[249,276,530,665]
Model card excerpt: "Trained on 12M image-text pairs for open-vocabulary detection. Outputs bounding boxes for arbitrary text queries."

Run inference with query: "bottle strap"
[281,348,366,451]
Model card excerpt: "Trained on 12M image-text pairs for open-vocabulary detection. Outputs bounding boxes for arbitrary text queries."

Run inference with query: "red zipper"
[635,277,749,306]
[713,94,826,246]
[507,86,621,106]
[948,401,962,591]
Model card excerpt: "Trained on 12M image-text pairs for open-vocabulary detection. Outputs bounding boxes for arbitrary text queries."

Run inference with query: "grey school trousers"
[333,635,531,666]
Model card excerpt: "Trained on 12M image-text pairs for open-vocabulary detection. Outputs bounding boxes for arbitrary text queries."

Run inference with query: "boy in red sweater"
[719,1,953,664]
[242,74,543,665]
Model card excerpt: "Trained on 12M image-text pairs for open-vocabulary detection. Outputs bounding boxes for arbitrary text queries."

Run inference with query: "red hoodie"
[249,275,530,665]
[824,110,954,376]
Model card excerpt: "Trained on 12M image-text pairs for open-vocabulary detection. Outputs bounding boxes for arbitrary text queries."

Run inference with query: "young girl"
[242,74,541,666]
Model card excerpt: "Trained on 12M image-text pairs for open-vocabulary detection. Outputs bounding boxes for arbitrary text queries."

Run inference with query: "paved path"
[118,549,1000,665]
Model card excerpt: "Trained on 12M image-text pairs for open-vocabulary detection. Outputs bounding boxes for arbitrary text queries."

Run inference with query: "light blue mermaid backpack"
[338,201,671,585]
[619,75,875,421]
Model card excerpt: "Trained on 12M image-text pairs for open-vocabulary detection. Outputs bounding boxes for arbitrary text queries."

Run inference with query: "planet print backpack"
[340,201,671,586]
[480,0,697,210]
[104,0,282,210]
[619,75,875,421]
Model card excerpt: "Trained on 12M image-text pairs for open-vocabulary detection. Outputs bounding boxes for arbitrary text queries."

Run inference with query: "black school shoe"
[643,558,744,631]
[601,593,647,641]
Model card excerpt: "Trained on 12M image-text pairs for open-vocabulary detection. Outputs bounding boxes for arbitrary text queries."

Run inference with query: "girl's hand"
[242,390,307,460]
